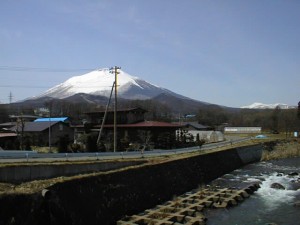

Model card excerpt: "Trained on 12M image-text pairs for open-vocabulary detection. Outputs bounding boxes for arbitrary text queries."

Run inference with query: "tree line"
[196,104,300,134]
[0,100,299,151]
[1,100,300,132]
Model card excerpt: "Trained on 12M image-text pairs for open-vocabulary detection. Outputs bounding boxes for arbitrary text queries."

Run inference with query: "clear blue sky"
[0,0,299,107]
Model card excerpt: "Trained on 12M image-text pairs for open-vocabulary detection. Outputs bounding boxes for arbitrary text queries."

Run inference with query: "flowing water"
[205,157,300,225]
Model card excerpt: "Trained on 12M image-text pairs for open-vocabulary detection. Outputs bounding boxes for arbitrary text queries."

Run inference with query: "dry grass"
[261,140,300,161]
[0,177,65,195]
[31,146,58,153]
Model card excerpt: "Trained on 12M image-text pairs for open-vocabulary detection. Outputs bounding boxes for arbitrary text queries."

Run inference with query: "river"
[205,157,300,225]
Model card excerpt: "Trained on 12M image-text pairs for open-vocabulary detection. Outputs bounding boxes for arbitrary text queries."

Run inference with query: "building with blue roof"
[34,117,69,122]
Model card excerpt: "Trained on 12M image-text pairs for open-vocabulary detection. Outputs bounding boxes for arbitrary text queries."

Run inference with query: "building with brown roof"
[74,108,182,151]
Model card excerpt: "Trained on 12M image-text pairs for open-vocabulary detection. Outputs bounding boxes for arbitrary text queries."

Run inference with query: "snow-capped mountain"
[34,68,185,100]
[241,102,293,109]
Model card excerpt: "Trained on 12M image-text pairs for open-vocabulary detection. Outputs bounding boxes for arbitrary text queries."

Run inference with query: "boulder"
[270,183,285,190]
[294,201,300,207]
[288,172,299,176]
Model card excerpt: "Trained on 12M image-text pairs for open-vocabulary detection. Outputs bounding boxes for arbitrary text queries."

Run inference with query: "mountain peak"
[66,68,140,87]
[32,68,180,100]
[35,69,158,99]
[19,68,230,114]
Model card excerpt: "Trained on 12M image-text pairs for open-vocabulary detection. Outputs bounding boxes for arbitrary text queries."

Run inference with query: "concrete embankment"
[0,144,262,225]
[0,160,146,183]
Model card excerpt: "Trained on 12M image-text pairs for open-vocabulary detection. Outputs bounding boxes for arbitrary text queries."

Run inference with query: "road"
[0,137,252,163]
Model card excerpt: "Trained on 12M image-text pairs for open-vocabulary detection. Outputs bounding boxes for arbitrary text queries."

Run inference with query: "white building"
[188,130,224,143]
[224,127,261,134]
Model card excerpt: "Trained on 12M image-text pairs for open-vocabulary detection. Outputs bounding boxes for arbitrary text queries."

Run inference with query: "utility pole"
[8,92,13,104]
[298,101,300,120]
[297,101,300,138]
[97,81,115,146]
[110,66,121,152]
[49,109,52,153]
[46,100,53,153]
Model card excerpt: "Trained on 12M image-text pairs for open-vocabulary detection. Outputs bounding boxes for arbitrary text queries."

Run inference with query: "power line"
[0,84,115,89]
[0,66,103,72]
[0,85,51,88]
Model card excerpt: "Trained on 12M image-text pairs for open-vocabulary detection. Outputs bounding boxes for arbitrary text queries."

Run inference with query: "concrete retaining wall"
[0,160,146,183]
[236,144,262,164]
[0,144,263,225]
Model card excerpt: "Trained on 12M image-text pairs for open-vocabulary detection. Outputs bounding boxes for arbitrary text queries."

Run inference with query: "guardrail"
[0,137,253,162]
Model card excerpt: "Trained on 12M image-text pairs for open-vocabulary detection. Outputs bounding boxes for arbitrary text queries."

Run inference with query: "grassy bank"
[261,139,300,161]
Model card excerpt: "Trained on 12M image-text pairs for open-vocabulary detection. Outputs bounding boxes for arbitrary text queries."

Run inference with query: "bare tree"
[137,130,152,152]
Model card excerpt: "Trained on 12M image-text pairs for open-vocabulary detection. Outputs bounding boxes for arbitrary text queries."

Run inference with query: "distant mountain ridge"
[241,102,294,109]
[19,69,293,113]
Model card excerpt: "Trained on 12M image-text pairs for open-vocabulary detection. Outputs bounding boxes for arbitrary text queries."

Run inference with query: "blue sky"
[0,0,299,107]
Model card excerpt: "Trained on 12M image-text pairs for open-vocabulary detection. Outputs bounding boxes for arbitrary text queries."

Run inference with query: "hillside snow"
[241,102,292,109]
[34,68,180,100]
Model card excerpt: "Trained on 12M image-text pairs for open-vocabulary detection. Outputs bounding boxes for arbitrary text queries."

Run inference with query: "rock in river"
[270,183,285,190]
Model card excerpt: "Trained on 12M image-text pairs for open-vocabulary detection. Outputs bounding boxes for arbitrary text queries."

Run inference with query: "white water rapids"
[206,158,300,225]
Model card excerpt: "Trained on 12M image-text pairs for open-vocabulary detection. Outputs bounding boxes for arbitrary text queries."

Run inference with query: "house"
[74,108,182,150]
[224,127,262,134]
[0,115,40,134]
[8,118,73,146]
[181,122,213,131]
[85,108,146,125]
[0,122,16,131]
[34,117,69,123]
[0,115,38,149]
[187,130,224,143]
[0,133,18,149]
[9,114,39,122]
[0,116,73,149]
[179,121,224,143]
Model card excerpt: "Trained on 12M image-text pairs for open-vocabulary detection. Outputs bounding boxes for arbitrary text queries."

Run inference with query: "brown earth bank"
[0,140,299,225]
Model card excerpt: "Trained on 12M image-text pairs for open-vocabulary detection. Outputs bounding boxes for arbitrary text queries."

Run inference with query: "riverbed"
[206,157,300,225]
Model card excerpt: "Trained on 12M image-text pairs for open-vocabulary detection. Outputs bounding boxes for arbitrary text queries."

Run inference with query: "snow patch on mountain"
[33,68,184,100]
[35,68,162,99]
[241,102,292,109]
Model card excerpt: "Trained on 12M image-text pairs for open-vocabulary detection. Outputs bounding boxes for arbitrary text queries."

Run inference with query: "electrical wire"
[0,66,104,72]
[0,66,112,88]
[0,85,51,88]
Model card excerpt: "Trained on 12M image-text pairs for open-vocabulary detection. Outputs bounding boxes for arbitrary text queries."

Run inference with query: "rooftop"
[92,121,183,128]
[85,107,147,114]
[34,117,69,122]
[10,121,61,132]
